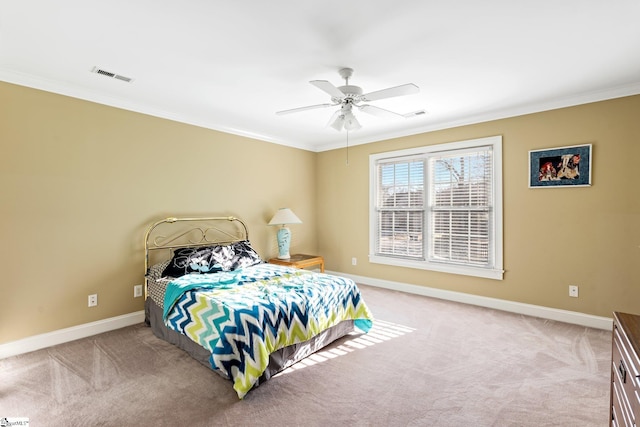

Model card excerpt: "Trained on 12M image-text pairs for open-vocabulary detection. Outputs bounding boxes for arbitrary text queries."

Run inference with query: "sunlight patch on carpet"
[276,320,415,375]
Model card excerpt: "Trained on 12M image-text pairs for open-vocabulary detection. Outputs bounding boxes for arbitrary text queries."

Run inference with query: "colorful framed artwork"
[529,144,592,188]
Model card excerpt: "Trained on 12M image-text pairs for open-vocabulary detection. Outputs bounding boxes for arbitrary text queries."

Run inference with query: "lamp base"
[276,227,291,259]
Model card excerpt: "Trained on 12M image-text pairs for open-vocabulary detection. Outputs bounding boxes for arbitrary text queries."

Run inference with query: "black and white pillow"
[161,241,262,277]
[161,246,224,278]
[228,240,263,270]
[210,240,263,271]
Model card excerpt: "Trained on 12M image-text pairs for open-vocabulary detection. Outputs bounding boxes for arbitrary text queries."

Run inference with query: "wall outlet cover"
[88,294,98,307]
[569,286,579,298]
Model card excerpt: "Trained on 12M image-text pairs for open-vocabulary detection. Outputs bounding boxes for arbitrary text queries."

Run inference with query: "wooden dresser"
[611,312,640,427]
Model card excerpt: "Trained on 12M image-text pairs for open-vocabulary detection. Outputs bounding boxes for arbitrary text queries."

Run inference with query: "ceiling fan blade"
[358,104,404,119]
[361,83,419,102]
[276,103,335,115]
[310,80,345,99]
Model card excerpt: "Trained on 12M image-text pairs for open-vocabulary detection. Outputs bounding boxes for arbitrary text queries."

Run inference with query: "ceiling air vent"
[91,66,133,83]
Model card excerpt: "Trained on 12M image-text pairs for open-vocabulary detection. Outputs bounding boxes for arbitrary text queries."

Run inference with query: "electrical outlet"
[134,285,143,298]
[569,285,579,298]
[352,257,357,266]
[88,294,98,307]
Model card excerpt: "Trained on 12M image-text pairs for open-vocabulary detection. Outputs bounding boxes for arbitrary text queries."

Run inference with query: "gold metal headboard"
[143,216,249,298]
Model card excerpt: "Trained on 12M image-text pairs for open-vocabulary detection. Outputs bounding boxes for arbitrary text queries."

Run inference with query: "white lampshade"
[344,111,362,131]
[268,208,302,226]
[329,105,362,132]
[330,114,345,131]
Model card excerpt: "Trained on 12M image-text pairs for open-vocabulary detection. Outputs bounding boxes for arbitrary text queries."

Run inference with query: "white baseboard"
[330,270,613,331]
[0,310,145,359]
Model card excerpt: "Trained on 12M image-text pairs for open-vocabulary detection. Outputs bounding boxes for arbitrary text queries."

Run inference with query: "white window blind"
[375,158,425,259]
[369,136,503,280]
[428,147,493,267]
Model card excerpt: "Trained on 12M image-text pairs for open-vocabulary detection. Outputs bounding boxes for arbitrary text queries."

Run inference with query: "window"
[369,136,503,280]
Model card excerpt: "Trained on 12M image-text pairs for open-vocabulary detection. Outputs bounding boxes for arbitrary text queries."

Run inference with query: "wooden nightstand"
[268,254,324,273]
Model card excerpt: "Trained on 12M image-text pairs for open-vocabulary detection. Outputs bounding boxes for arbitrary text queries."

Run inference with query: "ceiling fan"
[276,68,420,131]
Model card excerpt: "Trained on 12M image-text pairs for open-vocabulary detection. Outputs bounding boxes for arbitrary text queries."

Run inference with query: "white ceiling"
[2,1,640,152]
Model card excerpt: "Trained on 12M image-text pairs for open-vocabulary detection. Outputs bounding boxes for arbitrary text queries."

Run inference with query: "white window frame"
[369,135,504,280]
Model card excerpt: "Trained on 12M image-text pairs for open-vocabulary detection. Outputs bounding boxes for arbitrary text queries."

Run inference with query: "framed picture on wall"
[529,144,592,188]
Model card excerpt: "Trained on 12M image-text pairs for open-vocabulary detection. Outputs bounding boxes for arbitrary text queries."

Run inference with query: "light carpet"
[0,285,612,426]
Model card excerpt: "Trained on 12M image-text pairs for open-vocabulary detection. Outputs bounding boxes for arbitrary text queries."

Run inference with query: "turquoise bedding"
[163,263,373,398]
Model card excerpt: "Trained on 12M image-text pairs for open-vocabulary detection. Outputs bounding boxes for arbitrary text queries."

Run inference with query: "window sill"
[368,255,504,280]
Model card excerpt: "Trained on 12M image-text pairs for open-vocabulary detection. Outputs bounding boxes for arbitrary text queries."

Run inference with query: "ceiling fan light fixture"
[330,114,345,131]
[344,112,361,131]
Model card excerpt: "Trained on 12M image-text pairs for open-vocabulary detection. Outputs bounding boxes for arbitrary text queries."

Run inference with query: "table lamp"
[268,208,302,259]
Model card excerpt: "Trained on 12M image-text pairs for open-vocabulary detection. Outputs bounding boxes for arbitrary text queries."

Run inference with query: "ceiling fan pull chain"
[346,130,350,166]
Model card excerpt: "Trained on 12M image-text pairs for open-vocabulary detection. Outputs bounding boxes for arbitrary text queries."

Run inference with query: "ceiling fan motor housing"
[334,85,363,104]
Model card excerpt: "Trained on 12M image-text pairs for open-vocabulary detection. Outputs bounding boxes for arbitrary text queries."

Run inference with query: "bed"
[144,216,373,399]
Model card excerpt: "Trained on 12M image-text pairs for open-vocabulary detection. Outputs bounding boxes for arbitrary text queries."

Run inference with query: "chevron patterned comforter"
[162,263,373,398]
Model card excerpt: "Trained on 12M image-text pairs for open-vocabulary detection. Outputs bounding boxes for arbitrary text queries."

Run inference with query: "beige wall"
[317,95,640,318]
[0,82,317,343]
